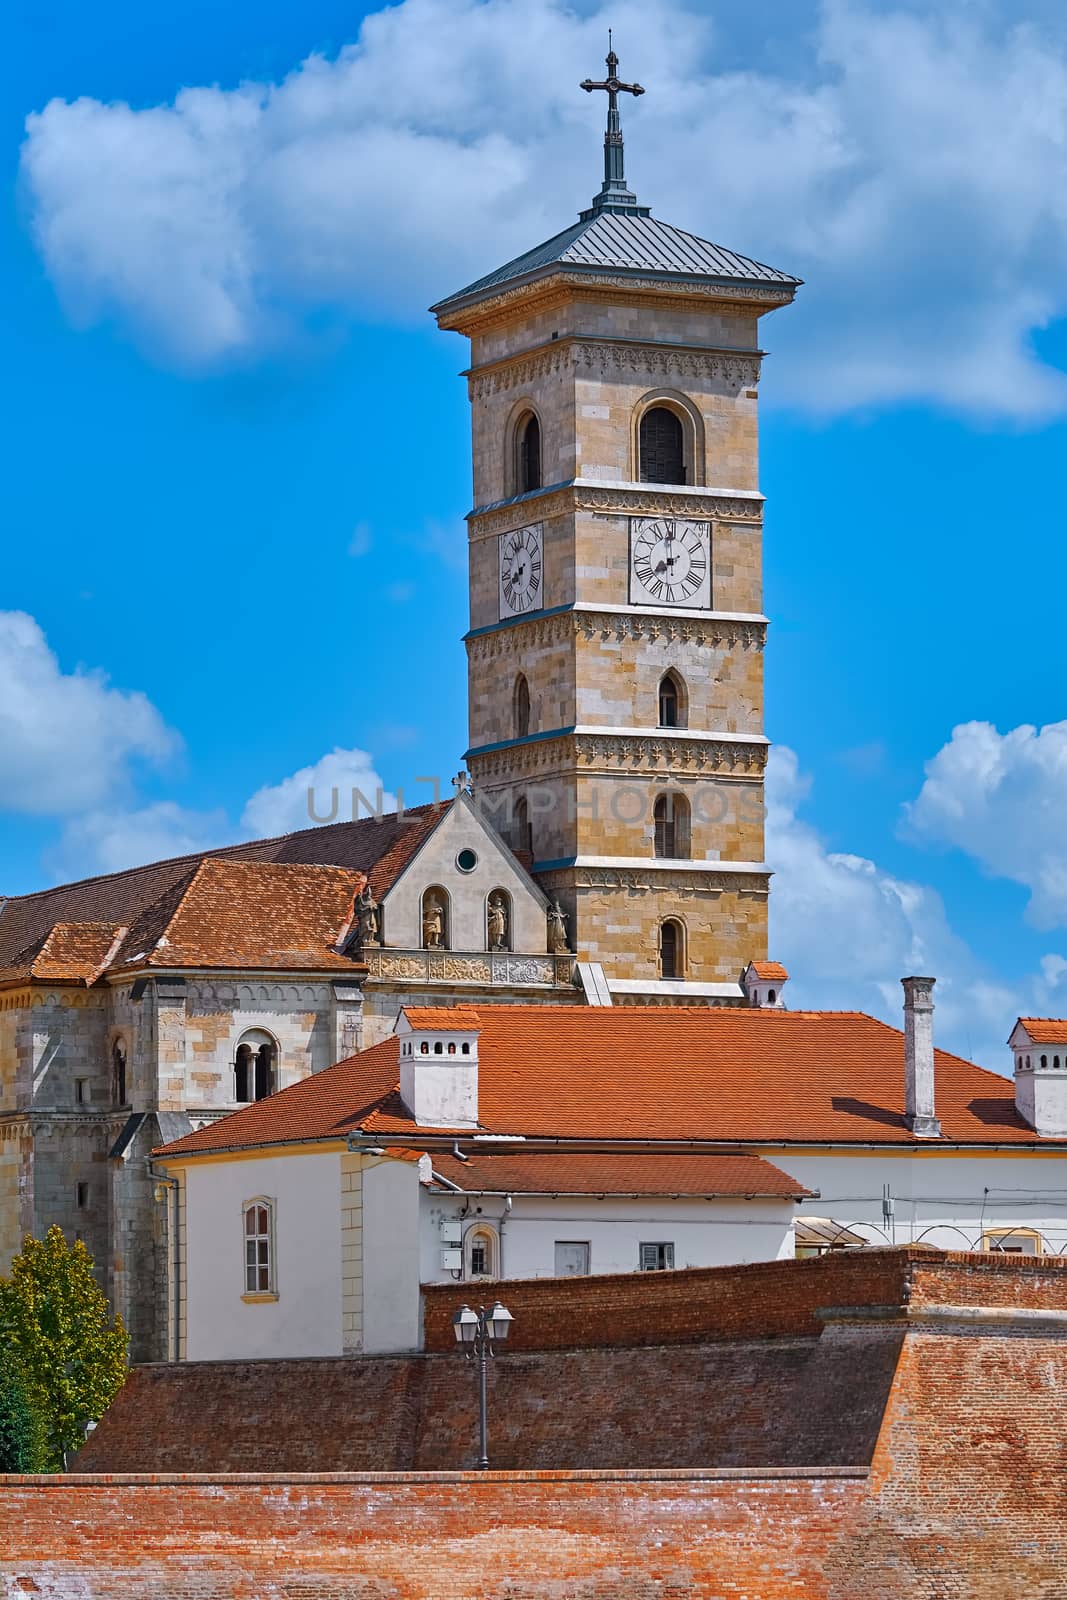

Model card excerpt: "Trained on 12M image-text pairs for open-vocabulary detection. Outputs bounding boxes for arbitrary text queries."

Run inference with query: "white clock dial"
[499,522,544,619]
[629,517,711,608]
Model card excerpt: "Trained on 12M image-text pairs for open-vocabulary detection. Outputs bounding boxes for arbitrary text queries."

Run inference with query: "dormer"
[1009,1018,1067,1138]
[396,1007,480,1129]
[743,962,789,1009]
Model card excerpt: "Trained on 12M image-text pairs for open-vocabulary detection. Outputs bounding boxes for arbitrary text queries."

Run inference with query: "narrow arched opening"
[639,406,685,484]
[653,792,691,859]
[517,412,542,493]
[235,1030,277,1103]
[657,671,687,729]
[659,919,685,980]
[514,673,531,739]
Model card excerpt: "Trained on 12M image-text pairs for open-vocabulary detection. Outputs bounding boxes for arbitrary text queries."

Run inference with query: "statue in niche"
[422,895,445,949]
[356,885,379,948]
[487,894,509,951]
[547,900,570,954]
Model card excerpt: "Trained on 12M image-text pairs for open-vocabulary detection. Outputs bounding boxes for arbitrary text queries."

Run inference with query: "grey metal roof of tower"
[431,209,802,315]
[432,43,800,317]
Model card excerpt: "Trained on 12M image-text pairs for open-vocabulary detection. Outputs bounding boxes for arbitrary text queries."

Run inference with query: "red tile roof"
[156,1004,1047,1158]
[1015,1019,1067,1045]
[0,803,453,987]
[429,1150,811,1198]
[748,961,789,981]
[401,1007,482,1030]
[0,922,125,987]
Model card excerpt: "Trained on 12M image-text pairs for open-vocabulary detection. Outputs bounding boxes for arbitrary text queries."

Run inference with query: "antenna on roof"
[580,39,645,217]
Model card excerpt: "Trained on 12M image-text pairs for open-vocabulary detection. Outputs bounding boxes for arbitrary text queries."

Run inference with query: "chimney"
[395,1007,480,1128]
[902,976,941,1138]
[1010,1020,1067,1137]
[742,961,789,1009]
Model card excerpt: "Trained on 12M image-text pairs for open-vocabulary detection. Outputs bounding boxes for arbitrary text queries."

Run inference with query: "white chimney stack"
[1009,1019,1067,1137]
[396,1007,480,1128]
[902,976,941,1138]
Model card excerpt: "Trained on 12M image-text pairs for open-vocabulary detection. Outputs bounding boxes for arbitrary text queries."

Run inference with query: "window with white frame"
[639,1241,675,1271]
[243,1200,275,1294]
[465,1224,499,1279]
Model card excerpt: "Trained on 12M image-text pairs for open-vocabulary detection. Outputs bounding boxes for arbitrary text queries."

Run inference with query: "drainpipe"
[150,1165,181,1362]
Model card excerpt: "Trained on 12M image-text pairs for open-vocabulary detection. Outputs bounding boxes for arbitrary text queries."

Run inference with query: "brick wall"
[74,1320,902,1475]
[423,1244,1067,1352]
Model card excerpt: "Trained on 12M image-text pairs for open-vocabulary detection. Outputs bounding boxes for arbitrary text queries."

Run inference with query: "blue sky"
[4,0,1067,1067]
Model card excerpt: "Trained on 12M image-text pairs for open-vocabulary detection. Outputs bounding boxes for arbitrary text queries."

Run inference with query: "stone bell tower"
[431,49,801,999]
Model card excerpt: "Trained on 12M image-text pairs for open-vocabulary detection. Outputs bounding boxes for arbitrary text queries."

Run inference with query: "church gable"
[379,794,548,955]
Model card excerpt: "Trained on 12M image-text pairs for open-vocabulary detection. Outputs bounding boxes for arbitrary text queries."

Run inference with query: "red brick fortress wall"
[422,1243,1067,1351]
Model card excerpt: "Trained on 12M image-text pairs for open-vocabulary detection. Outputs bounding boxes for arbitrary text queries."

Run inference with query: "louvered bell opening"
[639,407,685,485]
[519,416,542,493]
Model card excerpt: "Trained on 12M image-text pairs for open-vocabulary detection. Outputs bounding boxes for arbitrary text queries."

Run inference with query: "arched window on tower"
[658,671,686,729]
[518,413,542,493]
[653,793,691,859]
[639,406,685,485]
[235,1030,277,1104]
[659,920,685,979]
[514,674,531,739]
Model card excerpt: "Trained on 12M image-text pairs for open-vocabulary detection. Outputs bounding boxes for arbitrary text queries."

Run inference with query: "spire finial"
[580,40,645,216]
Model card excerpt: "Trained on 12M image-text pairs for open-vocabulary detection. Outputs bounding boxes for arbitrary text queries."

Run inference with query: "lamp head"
[486,1301,514,1342]
[452,1304,479,1346]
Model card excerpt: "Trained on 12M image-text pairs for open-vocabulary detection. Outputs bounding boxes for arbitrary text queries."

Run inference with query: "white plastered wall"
[181,1150,343,1360]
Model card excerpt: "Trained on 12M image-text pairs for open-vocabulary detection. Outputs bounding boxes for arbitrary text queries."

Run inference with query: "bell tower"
[431,50,801,1000]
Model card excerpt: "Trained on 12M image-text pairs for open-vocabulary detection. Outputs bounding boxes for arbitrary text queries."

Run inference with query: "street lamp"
[452,1300,515,1470]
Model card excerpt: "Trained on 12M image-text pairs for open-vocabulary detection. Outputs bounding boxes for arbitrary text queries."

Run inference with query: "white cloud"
[241,745,394,837]
[46,801,233,881]
[19,0,1067,417]
[0,611,178,815]
[904,719,1067,928]
[767,745,1067,1070]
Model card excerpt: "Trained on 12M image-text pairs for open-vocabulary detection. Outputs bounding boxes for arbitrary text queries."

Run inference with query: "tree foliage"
[0,1226,128,1468]
[0,1348,48,1472]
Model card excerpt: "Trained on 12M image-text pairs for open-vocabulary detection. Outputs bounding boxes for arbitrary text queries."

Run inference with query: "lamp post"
[452,1300,515,1470]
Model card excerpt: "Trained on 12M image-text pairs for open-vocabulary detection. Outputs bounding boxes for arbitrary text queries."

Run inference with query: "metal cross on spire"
[580,36,646,216]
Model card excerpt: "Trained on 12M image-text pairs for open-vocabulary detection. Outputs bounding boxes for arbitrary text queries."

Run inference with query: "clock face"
[499,522,544,618]
[629,518,711,608]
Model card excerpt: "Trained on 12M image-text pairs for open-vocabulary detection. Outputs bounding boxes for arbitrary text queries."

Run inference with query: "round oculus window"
[456,848,478,874]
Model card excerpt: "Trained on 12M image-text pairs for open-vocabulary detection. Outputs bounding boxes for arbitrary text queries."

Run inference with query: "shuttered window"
[519,415,542,492]
[639,407,685,484]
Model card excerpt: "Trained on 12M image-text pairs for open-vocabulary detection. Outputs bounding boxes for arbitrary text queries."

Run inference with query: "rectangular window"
[554,1241,591,1276]
[74,1079,89,1105]
[982,1229,1040,1255]
[76,1182,89,1209]
[639,1242,675,1271]
[244,1202,274,1294]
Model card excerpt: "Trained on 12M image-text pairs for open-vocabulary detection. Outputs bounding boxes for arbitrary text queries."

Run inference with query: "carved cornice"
[468,340,762,402]
[362,949,575,989]
[468,731,767,781]
[441,270,794,337]
[536,864,771,896]
[466,609,765,661]
[469,483,762,541]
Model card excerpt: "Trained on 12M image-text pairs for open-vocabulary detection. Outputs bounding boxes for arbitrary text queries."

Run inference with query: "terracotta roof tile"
[0,922,126,987]
[0,803,454,985]
[157,1004,1045,1157]
[748,961,789,981]
[111,858,364,972]
[429,1150,811,1198]
[401,1007,482,1030]
[1015,1019,1067,1045]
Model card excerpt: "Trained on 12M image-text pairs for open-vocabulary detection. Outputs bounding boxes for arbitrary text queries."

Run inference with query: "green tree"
[0,1348,48,1472]
[0,1226,128,1468]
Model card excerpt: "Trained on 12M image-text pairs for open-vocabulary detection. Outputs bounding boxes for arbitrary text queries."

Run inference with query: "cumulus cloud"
[241,745,394,837]
[0,611,178,815]
[905,719,1067,928]
[19,0,1067,417]
[767,745,1067,1070]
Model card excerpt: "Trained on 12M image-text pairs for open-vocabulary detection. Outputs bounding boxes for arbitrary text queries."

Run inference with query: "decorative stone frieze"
[468,731,766,781]
[362,949,575,988]
[445,269,794,335]
[466,609,765,660]
[536,865,770,896]
[468,485,762,541]
[468,340,762,402]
